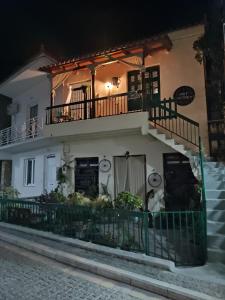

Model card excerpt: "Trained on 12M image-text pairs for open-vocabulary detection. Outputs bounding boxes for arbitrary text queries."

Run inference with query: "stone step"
[204,162,225,168]
[207,233,225,251]
[205,174,225,181]
[207,248,225,264]
[206,199,225,210]
[207,209,225,222]
[206,190,225,199]
[207,220,225,235]
[205,181,225,190]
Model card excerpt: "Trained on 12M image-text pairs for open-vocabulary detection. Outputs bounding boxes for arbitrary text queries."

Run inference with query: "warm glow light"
[105,82,113,90]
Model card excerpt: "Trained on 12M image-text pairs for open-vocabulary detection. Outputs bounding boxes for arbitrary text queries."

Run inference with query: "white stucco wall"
[65,133,175,200]
[11,74,51,129]
[12,145,61,198]
[10,132,176,200]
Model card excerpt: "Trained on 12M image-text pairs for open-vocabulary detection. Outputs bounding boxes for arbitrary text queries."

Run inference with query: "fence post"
[143,211,149,256]
[199,136,208,262]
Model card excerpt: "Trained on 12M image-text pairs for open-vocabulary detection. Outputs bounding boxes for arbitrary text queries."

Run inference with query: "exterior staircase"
[148,127,200,179]
[148,127,225,263]
[204,162,225,263]
[147,99,225,263]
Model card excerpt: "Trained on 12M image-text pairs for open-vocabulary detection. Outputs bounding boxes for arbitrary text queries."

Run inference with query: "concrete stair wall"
[148,127,225,264]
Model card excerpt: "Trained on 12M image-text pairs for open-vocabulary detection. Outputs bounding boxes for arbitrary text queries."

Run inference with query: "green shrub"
[91,195,113,209]
[0,186,20,200]
[67,192,91,206]
[39,190,67,204]
[114,192,143,210]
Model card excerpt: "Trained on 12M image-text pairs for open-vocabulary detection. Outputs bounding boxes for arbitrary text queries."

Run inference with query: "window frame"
[24,158,35,186]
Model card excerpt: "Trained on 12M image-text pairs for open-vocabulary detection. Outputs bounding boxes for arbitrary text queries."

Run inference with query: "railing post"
[143,211,149,255]
[199,136,208,262]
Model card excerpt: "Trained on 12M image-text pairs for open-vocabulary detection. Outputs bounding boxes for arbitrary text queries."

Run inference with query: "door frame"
[44,154,57,193]
[74,157,99,197]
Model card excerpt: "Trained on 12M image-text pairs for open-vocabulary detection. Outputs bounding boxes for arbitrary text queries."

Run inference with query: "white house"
[0,24,224,262]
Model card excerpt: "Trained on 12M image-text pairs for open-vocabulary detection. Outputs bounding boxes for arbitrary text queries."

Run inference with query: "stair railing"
[149,98,200,147]
[199,136,208,262]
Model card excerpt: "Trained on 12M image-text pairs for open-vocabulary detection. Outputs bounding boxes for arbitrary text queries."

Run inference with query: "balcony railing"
[46,92,200,148]
[46,92,148,125]
[0,117,43,147]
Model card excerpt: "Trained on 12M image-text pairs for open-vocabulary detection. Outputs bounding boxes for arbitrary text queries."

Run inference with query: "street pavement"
[0,241,167,300]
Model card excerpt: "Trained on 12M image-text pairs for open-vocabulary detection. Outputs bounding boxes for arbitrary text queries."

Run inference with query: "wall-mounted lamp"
[112,76,121,88]
[105,82,113,90]
[125,151,130,160]
[105,77,121,90]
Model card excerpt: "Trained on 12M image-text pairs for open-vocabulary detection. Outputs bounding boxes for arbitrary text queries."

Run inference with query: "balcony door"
[70,81,92,120]
[127,66,160,111]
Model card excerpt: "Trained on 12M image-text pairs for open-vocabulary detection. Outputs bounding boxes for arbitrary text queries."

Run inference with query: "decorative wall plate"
[173,86,195,106]
[148,172,162,187]
[99,159,111,172]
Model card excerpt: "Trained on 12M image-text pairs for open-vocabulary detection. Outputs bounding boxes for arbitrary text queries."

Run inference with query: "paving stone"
[0,245,144,300]
[0,226,225,299]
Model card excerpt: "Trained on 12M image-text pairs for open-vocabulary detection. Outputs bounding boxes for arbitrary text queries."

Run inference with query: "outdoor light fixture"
[105,77,121,90]
[105,82,113,90]
[125,151,130,159]
[112,76,121,88]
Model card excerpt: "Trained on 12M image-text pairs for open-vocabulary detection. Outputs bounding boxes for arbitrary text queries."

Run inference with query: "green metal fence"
[0,199,206,266]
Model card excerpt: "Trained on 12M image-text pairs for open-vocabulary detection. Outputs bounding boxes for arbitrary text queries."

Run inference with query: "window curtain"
[114,155,145,200]
[52,71,73,99]
[114,157,129,197]
[127,156,145,200]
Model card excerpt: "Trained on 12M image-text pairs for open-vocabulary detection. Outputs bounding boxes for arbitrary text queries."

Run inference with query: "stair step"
[205,181,225,190]
[207,209,225,222]
[206,190,225,199]
[204,162,225,168]
[207,220,225,235]
[207,248,225,263]
[148,128,158,135]
[163,139,175,146]
[207,233,225,251]
[205,174,225,181]
[206,199,225,210]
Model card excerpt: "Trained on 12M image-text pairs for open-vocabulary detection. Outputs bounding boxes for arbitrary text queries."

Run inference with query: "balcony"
[44,92,150,139]
[45,92,150,125]
[0,117,43,148]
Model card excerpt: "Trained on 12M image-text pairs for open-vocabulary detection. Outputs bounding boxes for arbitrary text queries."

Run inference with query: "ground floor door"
[163,153,198,211]
[0,160,12,189]
[45,155,57,193]
[114,155,146,202]
[75,157,99,198]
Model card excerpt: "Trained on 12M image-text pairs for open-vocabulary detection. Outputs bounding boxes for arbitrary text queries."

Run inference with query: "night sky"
[0,0,207,81]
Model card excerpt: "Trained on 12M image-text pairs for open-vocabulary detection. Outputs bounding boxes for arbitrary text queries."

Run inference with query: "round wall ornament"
[148,172,162,188]
[173,86,195,106]
[99,159,111,172]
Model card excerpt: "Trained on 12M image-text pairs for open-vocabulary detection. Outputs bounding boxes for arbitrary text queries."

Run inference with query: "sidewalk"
[0,222,224,300]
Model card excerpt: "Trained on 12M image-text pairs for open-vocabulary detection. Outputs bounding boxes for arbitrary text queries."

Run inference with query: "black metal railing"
[149,98,200,147]
[46,93,200,147]
[46,92,146,125]
[0,199,206,266]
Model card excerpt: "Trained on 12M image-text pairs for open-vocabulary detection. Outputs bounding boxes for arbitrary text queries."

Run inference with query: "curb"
[0,230,219,300]
[0,222,175,272]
